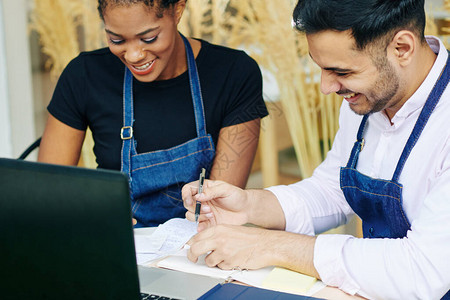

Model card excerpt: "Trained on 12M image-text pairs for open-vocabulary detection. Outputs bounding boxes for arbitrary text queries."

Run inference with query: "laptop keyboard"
[141,293,181,300]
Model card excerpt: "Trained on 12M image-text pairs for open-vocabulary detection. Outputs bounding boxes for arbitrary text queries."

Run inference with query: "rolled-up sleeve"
[266,108,356,236]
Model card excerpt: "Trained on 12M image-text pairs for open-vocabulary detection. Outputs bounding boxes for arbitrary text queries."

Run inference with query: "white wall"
[0,0,12,157]
[0,0,35,159]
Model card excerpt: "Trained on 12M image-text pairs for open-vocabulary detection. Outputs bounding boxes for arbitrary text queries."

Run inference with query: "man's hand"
[187,224,273,270]
[182,180,251,231]
[186,224,320,279]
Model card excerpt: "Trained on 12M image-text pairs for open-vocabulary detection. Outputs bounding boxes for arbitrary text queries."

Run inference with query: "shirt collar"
[391,36,448,123]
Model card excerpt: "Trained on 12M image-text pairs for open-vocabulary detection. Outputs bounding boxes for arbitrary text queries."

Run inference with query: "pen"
[195,168,206,224]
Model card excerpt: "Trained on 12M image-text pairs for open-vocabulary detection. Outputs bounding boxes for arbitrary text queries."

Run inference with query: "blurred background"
[1,0,449,235]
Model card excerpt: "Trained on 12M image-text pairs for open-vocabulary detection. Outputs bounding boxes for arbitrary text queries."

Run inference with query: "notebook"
[0,158,222,300]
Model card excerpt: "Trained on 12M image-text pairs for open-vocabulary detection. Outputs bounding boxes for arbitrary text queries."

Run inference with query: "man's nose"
[320,71,341,95]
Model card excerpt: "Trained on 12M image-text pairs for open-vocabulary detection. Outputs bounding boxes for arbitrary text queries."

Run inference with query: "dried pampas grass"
[224,0,340,177]
[29,0,81,80]
[179,0,232,44]
[442,0,450,39]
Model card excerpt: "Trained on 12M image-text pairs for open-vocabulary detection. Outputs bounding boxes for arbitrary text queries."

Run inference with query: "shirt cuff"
[314,234,361,295]
[265,185,315,235]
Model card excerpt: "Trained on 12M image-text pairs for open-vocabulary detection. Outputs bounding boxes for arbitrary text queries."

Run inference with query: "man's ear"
[390,30,416,67]
[174,0,186,24]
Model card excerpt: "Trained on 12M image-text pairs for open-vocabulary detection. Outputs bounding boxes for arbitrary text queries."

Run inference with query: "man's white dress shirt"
[267,36,450,299]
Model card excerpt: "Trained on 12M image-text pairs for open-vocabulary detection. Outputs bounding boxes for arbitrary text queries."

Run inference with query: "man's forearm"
[246,189,286,230]
[260,229,320,279]
[244,190,320,278]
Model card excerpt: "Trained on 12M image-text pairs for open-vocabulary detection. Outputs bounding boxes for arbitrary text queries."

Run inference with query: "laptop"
[0,158,222,300]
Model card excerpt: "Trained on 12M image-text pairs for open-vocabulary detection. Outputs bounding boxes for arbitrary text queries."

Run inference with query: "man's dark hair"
[97,0,184,20]
[292,0,426,50]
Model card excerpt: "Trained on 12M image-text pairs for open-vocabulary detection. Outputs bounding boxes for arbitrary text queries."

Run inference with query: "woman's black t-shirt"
[48,39,268,170]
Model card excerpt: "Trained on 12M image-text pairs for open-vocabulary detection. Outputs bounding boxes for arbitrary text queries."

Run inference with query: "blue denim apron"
[120,34,215,227]
[340,52,450,299]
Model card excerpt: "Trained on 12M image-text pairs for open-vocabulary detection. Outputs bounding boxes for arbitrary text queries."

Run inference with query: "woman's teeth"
[135,62,151,70]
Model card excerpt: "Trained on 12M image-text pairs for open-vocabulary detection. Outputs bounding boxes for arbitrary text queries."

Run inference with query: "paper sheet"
[157,245,274,286]
[158,246,236,279]
[134,218,198,265]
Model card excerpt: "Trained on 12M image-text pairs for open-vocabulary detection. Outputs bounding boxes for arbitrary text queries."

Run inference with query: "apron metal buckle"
[360,138,365,151]
[121,126,133,140]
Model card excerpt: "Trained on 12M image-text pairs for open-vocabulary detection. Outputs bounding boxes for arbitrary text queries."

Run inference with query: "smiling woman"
[100,1,187,82]
[37,0,268,227]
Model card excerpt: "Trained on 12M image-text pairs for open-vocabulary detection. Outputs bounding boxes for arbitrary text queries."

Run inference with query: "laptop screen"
[0,158,140,300]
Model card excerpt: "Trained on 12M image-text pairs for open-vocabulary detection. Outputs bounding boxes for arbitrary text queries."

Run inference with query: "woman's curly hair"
[97,0,185,20]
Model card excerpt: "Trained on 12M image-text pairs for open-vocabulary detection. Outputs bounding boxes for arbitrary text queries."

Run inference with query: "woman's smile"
[129,59,156,76]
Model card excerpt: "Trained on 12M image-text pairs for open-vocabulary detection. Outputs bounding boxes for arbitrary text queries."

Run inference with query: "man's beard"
[350,56,400,116]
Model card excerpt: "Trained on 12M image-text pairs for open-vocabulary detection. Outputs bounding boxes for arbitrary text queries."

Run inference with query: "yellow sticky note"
[261,267,317,295]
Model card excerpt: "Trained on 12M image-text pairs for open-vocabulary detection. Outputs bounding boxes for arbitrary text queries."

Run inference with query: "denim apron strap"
[392,51,450,182]
[120,68,134,184]
[181,34,207,137]
[346,114,369,169]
